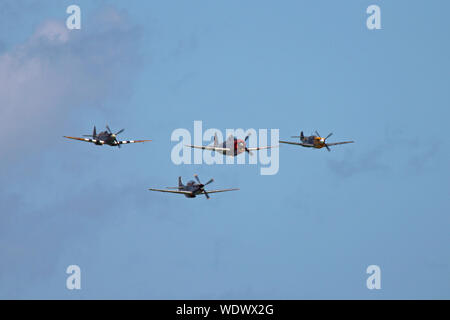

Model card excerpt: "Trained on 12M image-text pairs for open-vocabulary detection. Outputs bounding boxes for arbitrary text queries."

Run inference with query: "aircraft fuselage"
[301,136,326,149]
[180,181,204,198]
[219,139,246,156]
[92,131,118,146]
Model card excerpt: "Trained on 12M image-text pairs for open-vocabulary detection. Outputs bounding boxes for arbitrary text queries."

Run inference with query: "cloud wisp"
[0,6,145,298]
[0,7,142,162]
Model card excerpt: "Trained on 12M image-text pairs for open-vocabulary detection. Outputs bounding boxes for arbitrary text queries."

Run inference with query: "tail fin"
[214,133,218,147]
[93,126,97,138]
[300,131,304,141]
[178,177,183,188]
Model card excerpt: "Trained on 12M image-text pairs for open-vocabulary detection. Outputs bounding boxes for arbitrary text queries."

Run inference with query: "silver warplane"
[148,175,239,199]
[186,133,275,156]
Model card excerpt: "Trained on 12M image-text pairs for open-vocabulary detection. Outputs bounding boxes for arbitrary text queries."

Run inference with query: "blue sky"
[0,0,449,299]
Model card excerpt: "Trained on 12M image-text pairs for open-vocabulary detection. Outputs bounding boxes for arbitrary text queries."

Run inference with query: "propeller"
[312,130,334,151]
[323,132,333,151]
[194,174,214,199]
[106,125,125,148]
[244,132,254,156]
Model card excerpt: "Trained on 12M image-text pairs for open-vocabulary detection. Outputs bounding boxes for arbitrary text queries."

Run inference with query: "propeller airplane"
[64,125,151,148]
[148,175,239,199]
[186,133,275,156]
[279,131,354,151]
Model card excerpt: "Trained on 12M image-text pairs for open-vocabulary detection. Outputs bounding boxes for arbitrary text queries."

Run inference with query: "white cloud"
[0,8,142,160]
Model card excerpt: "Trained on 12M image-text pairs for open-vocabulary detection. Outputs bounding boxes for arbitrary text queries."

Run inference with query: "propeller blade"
[203,189,210,199]
[194,174,201,184]
[315,131,320,137]
[325,144,331,152]
[245,132,251,142]
[325,132,333,140]
[204,178,214,186]
[106,125,112,133]
[116,129,125,135]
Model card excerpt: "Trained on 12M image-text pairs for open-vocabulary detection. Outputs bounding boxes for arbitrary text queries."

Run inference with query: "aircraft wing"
[279,140,313,147]
[148,188,193,195]
[118,139,152,145]
[326,141,354,147]
[64,136,104,144]
[185,145,231,152]
[202,188,240,194]
[246,146,278,151]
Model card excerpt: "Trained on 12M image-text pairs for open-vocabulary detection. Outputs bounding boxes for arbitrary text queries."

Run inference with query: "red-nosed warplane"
[279,131,354,151]
[148,175,239,199]
[64,125,151,148]
[186,133,274,156]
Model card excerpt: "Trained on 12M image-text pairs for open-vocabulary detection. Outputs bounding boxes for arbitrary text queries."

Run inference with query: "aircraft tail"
[93,126,97,138]
[300,131,304,141]
[178,177,183,189]
[214,133,218,147]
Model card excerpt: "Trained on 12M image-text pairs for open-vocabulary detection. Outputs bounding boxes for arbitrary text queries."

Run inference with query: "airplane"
[186,133,275,156]
[148,175,239,199]
[279,131,354,151]
[64,125,151,148]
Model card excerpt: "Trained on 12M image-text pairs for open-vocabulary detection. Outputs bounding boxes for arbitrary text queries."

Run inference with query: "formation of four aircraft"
[64,126,354,199]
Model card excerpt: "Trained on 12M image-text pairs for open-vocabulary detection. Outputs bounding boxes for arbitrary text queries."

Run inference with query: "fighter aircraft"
[64,125,151,148]
[148,175,239,199]
[186,133,275,156]
[279,131,354,151]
